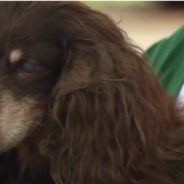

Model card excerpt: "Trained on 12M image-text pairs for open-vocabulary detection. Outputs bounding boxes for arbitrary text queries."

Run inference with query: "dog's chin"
[0,132,25,153]
[0,91,46,154]
[0,120,41,154]
[0,121,34,153]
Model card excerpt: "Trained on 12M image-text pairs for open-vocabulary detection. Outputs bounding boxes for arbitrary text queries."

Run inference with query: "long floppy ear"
[42,2,184,184]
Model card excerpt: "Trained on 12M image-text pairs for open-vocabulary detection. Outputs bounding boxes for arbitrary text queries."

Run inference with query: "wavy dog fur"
[1,1,184,184]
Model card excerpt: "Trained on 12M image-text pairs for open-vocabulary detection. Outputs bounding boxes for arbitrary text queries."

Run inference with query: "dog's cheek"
[0,91,45,153]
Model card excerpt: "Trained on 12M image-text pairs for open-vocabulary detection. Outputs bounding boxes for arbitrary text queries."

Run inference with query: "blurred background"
[82,1,184,50]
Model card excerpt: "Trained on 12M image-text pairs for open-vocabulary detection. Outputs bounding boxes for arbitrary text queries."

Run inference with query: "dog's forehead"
[6,28,63,68]
[7,43,63,68]
[2,2,66,68]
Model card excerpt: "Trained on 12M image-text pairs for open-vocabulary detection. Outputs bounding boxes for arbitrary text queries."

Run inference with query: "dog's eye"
[22,62,38,73]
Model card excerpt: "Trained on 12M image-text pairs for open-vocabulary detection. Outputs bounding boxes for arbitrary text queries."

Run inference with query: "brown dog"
[0,1,184,184]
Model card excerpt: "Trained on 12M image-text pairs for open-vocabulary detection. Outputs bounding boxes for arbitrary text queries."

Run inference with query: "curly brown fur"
[1,1,184,184]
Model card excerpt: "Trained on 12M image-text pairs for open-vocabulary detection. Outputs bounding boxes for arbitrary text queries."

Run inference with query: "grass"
[82,1,149,9]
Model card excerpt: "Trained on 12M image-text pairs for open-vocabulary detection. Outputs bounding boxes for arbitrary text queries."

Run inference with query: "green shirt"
[146,25,184,96]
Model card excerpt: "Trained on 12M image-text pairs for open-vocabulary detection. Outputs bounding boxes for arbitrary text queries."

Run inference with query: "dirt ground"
[99,8,184,50]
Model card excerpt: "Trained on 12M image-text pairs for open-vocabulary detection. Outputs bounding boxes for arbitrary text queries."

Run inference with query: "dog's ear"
[40,3,184,184]
[49,42,174,184]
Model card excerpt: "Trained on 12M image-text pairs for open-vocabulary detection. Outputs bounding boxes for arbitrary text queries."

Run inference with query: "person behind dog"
[146,25,184,107]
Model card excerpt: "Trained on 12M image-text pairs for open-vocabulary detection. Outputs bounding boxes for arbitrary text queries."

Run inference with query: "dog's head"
[0,2,182,184]
[0,2,69,152]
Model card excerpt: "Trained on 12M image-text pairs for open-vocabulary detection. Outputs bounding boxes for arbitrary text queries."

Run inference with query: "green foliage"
[82,1,148,9]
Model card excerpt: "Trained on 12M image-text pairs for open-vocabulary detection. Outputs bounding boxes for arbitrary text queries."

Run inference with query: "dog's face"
[0,2,67,152]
